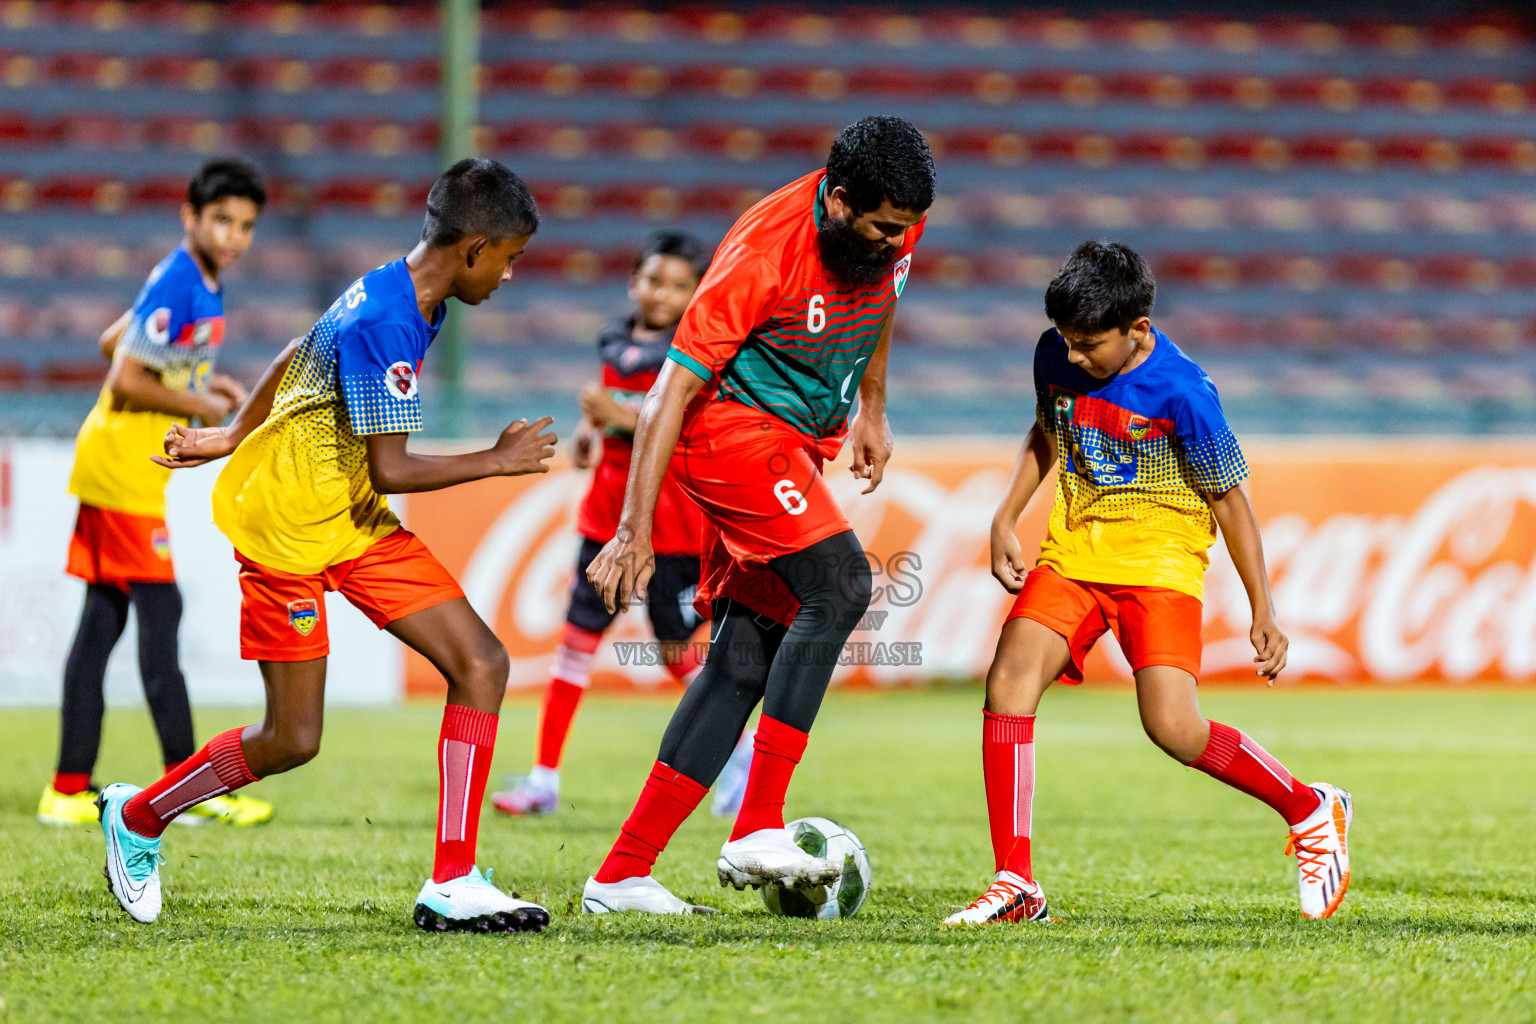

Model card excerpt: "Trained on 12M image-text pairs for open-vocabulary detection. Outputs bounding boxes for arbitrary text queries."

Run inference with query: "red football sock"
[594,761,708,883]
[1189,720,1322,826]
[536,680,586,771]
[729,715,809,841]
[433,704,499,883]
[122,727,259,838]
[52,771,92,796]
[536,624,602,770]
[661,641,705,685]
[982,710,1035,878]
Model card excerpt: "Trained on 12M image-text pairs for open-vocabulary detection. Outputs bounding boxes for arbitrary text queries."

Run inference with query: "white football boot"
[1286,783,1353,919]
[580,875,718,915]
[942,870,1049,926]
[412,866,549,933]
[97,783,164,924]
[717,827,841,890]
[490,767,560,817]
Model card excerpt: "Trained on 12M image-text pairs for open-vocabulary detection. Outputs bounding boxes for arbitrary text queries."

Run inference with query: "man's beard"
[817,211,898,287]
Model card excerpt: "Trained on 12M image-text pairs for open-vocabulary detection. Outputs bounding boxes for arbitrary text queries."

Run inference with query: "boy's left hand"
[1251,614,1289,684]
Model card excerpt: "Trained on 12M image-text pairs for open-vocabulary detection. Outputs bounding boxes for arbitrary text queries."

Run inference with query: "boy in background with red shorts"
[40,160,271,830]
[494,231,755,819]
[945,241,1353,926]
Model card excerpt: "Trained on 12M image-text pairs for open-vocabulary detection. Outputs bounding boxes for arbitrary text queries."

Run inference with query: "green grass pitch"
[2,688,1534,1022]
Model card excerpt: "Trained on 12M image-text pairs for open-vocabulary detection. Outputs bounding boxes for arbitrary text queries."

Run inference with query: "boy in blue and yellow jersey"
[579,116,933,916]
[39,160,274,831]
[945,241,1353,928]
[91,159,558,935]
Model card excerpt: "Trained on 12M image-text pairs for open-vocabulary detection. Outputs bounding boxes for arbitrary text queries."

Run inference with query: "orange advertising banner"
[402,439,1536,694]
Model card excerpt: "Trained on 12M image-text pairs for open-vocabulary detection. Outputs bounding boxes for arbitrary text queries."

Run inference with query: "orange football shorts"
[235,528,464,662]
[1006,564,1203,682]
[66,504,176,589]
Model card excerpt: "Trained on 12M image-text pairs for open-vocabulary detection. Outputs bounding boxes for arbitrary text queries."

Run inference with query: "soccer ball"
[761,817,870,920]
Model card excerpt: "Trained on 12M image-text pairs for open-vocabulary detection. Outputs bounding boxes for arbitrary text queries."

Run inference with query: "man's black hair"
[421,157,540,247]
[633,230,709,280]
[1044,241,1156,336]
[824,115,936,216]
[188,158,266,213]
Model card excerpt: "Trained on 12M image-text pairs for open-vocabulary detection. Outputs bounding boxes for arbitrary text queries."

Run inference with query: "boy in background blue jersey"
[39,160,273,831]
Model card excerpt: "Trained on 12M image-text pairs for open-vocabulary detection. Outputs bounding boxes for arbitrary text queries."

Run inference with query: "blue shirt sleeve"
[337,319,428,435]
[1174,378,1248,493]
[119,260,196,373]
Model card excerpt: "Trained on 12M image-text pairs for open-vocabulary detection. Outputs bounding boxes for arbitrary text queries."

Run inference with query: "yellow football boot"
[38,785,102,827]
[175,792,275,827]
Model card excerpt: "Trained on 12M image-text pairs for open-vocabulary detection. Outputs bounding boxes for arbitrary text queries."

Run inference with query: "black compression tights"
[659,530,873,785]
[56,582,195,777]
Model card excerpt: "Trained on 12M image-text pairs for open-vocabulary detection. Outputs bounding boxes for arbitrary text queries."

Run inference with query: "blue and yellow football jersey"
[1033,325,1247,600]
[70,245,226,518]
[212,259,443,574]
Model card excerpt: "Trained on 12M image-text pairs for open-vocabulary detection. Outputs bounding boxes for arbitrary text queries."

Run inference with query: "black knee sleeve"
[656,598,783,785]
[760,530,872,732]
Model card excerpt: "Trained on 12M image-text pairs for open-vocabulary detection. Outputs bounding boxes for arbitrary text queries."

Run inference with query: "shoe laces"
[126,844,165,880]
[1285,823,1333,884]
[967,877,1032,912]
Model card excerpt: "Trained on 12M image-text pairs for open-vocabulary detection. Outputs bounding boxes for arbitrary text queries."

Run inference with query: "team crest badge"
[1054,394,1075,418]
[146,307,172,346]
[150,527,171,561]
[1128,415,1151,442]
[287,599,319,637]
[893,254,912,297]
[385,361,419,400]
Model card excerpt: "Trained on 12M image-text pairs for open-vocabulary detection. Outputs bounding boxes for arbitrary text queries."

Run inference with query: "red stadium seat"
[40,360,106,389]
[0,361,25,390]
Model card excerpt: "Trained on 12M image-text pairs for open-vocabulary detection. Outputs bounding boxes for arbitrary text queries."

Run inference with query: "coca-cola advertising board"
[401,439,1536,694]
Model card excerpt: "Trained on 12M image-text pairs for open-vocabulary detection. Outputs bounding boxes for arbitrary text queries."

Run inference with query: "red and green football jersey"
[667,170,924,439]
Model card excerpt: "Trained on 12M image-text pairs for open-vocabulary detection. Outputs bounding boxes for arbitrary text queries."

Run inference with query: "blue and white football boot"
[412,866,549,933]
[96,782,163,923]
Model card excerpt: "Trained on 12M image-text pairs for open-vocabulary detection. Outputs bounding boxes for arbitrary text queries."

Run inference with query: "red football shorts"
[675,400,852,626]
[1006,565,1203,683]
[66,504,176,589]
[235,528,465,662]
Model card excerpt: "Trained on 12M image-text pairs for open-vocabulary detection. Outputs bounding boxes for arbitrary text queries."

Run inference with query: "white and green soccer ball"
[761,817,870,920]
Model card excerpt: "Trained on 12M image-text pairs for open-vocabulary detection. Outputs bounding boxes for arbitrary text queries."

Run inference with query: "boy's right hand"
[990,525,1030,593]
[151,422,236,468]
[494,417,558,475]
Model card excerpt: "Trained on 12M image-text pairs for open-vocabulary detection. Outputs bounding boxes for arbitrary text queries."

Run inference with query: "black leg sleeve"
[761,529,873,733]
[128,582,196,767]
[56,584,131,776]
[656,598,783,785]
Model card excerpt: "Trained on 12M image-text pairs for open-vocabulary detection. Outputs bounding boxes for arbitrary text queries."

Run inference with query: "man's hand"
[1251,614,1289,684]
[572,419,601,469]
[208,373,248,410]
[151,422,236,468]
[586,524,655,614]
[491,416,558,476]
[990,523,1030,593]
[847,407,893,494]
